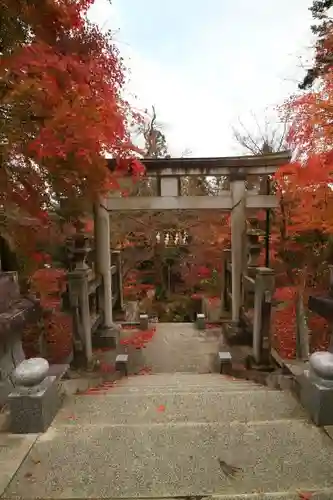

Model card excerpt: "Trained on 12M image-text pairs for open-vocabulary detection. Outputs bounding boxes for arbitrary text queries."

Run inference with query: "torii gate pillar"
[230,174,247,323]
[93,196,119,345]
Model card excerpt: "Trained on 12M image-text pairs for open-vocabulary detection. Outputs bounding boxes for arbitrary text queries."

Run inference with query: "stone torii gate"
[93,151,290,342]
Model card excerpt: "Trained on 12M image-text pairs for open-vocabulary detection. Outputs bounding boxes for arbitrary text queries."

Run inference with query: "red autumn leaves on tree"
[282,29,333,234]
[1,0,145,362]
[0,0,143,225]
[269,25,333,358]
[277,22,333,263]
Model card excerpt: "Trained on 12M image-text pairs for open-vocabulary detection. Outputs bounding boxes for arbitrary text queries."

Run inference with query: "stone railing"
[65,234,123,366]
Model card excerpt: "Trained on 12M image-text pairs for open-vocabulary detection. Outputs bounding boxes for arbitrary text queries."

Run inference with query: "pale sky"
[88,0,314,157]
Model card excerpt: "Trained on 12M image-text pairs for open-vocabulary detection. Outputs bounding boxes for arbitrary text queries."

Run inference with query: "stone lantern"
[246,218,264,272]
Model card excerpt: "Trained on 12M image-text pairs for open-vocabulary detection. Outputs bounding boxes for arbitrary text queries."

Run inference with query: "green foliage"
[300,0,333,88]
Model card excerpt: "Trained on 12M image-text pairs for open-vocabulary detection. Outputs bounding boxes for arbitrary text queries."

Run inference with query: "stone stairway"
[2,372,333,499]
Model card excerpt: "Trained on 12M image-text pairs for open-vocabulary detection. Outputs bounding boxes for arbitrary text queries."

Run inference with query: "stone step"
[5,419,333,498]
[105,384,270,395]
[116,373,261,387]
[209,494,333,500]
[45,492,329,500]
[55,389,305,425]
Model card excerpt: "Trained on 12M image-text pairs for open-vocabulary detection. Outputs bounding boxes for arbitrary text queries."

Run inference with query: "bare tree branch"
[232,111,290,154]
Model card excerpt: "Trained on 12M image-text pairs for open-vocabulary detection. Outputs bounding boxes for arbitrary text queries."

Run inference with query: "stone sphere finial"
[309,351,333,381]
[13,358,49,387]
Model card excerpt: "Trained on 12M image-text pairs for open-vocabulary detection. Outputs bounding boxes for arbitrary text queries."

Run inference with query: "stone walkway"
[93,322,225,377]
[126,322,225,374]
[2,373,333,499]
[2,323,333,499]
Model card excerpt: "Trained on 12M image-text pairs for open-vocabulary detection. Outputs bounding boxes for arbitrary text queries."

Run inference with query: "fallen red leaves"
[272,286,330,359]
[206,323,220,329]
[271,286,297,359]
[93,347,114,353]
[121,324,138,330]
[99,362,115,374]
[79,380,116,396]
[298,492,313,500]
[137,367,152,375]
[120,327,156,349]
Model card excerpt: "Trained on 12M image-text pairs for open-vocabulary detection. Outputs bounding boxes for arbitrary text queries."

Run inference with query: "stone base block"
[245,355,273,372]
[115,354,128,376]
[93,325,120,349]
[196,313,206,331]
[47,364,70,380]
[218,351,232,374]
[139,314,149,331]
[222,320,244,343]
[266,370,296,392]
[8,376,64,434]
[299,370,333,426]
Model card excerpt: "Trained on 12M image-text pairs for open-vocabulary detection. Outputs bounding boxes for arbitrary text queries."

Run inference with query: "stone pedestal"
[115,354,128,376]
[93,324,121,349]
[9,376,63,433]
[139,314,149,331]
[299,351,333,426]
[196,313,206,331]
[8,358,64,434]
[299,370,333,426]
[218,351,232,374]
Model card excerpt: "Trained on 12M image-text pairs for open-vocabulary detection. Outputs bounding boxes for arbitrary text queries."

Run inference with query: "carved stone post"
[252,267,275,365]
[230,173,246,323]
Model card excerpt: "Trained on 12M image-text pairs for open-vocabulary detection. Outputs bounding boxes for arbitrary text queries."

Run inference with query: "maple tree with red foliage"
[268,26,333,358]
[1,0,143,223]
[4,1,333,365]
[1,0,145,361]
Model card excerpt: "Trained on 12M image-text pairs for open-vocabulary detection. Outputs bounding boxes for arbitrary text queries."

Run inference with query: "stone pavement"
[1,323,333,499]
[123,322,225,374]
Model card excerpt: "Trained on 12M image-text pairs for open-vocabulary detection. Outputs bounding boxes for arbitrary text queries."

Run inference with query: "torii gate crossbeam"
[94,152,291,336]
